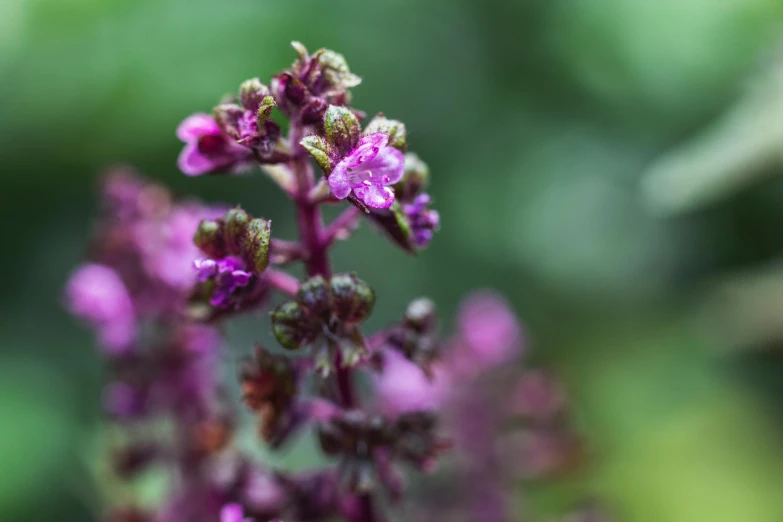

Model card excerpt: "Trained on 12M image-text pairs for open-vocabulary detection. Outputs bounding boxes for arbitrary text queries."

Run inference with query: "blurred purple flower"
[374,349,445,416]
[137,205,222,291]
[66,263,136,354]
[177,114,252,176]
[456,291,522,370]
[403,193,440,247]
[328,133,405,209]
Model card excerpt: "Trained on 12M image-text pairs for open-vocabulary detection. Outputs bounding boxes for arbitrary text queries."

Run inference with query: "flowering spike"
[64,43,596,522]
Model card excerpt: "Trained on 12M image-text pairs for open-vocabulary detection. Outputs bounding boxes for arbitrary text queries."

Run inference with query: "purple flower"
[137,205,223,291]
[194,256,252,308]
[220,504,248,522]
[328,133,405,209]
[177,114,252,176]
[403,194,440,247]
[66,264,136,354]
[374,349,445,416]
[456,291,522,370]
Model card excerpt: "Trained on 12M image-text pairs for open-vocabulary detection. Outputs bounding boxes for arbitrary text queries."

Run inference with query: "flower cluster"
[65,43,606,522]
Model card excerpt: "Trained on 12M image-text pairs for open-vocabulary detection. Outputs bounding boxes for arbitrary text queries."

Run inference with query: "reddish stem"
[285,121,377,522]
[323,206,361,247]
[264,269,300,296]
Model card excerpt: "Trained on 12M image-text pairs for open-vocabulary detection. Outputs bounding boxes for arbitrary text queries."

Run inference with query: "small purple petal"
[457,291,523,368]
[354,182,394,209]
[219,503,245,522]
[177,113,220,142]
[178,142,217,177]
[327,165,354,200]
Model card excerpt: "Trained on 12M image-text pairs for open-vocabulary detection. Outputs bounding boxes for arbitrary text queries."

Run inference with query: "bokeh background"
[4,0,783,521]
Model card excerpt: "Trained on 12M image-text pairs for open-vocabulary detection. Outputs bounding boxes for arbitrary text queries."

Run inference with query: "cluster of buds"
[271,273,374,375]
[65,43,605,522]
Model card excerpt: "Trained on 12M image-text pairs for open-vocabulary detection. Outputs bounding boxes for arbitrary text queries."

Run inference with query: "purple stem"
[323,206,361,247]
[286,121,378,522]
[264,269,300,296]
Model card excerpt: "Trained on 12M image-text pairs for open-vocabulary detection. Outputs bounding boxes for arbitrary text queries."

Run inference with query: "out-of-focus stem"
[323,206,361,247]
[264,269,300,296]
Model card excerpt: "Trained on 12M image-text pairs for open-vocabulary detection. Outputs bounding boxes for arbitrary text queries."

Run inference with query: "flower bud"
[213,103,245,140]
[284,75,308,105]
[300,98,328,125]
[271,300,319,350]
[257,95,276,129]
[311,48,362,94]
[193,219,225,258]
[395,153,430,200]
[223,207,250,253]
[364,114,407,151]
[324,105,360,154]
[241,217,271,273]
[296,275,332,321]
[239,78,270,112]
[329,273,375,325]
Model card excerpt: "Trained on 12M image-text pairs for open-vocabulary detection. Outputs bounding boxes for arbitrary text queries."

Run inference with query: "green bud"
[271,300,318,350]
[241,218,271,273]
[256,95,276,129]
[313,49,362,91]
[329,273,375,325]
[223,207,250,254]
[364,113,407,151]
[239,78,270,112]
[300,135,335,175]
[290,41,310,73]
[324,105,360,153]
[296,275,331,320]
[193,219,225,258]
[395,153,429,200]
[353,200,415,253]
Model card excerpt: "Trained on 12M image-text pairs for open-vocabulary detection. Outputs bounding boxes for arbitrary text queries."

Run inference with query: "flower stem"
[288,122,377,522]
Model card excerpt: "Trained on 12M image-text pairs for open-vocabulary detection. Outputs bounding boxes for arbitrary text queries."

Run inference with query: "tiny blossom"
[177,114,252,176]
[66,264,136,354]
[374,349,444,416]
[137,205,222,291]
[456,290,522,369]
[194,256,252,308]
[403,193,440,247]
[220,504,249,522]
[328,133,405,209]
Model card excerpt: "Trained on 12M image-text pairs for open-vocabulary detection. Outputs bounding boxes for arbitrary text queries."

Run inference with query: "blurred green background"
[4,0,783,520]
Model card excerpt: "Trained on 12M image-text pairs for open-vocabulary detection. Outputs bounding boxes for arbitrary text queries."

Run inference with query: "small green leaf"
[301,135,335,175]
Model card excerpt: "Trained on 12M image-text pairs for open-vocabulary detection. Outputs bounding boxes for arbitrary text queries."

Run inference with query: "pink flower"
[194,256,252,308]
[176,114,252,176]
[220,503,249,522]
[66,264,136,354]
[456,290,522,369]
[374,349,445,416]
[328,133,405,209]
